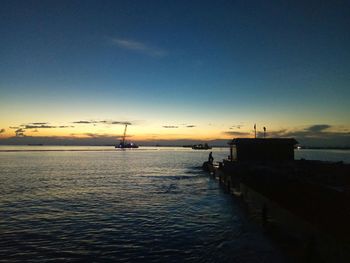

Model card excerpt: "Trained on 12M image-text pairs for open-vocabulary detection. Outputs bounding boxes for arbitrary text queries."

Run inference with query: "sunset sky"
[1,0,349,146]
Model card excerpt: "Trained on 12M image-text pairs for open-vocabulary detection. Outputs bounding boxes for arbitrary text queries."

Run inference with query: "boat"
[115,124,139,149]
[116,142,139,149]
[192,143,212,150]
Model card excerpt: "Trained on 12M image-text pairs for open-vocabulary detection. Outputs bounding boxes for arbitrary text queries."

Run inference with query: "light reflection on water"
[1,146,349,262]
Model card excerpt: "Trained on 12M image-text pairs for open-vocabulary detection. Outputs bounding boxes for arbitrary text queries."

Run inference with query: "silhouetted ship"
[116,142,138,149]
[115,124,139,149]
[192,143,212,150]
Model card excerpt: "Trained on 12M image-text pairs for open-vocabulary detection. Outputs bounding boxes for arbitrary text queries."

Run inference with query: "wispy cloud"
[258,124,345,138]
[0,129,5,134]
[229,122,245,130]
[21,124,74,129]
[162,123,196,129]
[73,120,132,125]
[223,124,350,147]
[31,122,48,125]
[223,131,250,137]
[305,124,331,133]
[255,124,350,142]
[15,128,25,137]
[254,125,350,147]
[18,123,74,129]
[109,121,132,125]
[112,38,167,57]
[8,120,135,137]
[81,133,126,139]
[230,125,244,129]
[10,123,74,137]
[72,121,91,124]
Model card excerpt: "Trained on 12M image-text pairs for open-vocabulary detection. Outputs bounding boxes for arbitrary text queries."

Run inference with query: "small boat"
[115,124,139,149]
[192,143,212,150]
[116,142,139,149]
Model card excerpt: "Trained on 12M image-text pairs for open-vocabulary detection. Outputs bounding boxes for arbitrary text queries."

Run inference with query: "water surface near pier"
[1,146,349,262]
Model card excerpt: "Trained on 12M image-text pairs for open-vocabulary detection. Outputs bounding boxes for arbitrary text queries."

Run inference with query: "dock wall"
[204,161,350,262]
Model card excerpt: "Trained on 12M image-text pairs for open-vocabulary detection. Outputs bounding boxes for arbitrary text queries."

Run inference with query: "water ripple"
[0,148,287,262]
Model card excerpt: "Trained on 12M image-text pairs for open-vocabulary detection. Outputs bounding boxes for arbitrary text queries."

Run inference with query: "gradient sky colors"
[1,0,349,146]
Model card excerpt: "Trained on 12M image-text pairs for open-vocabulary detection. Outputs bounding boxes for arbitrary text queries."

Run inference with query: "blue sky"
[0,0,349,146]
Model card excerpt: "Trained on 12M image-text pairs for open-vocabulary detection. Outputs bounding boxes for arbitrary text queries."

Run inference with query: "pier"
[203,138,350,262]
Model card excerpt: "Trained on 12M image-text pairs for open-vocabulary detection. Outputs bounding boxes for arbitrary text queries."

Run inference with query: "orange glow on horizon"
[1,119,348,143]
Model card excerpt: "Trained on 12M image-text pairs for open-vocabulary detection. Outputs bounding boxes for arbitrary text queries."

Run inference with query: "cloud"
[305,124,331,133]
[15,128,25,137]
[72,121,92,124]
[23,125,55,129]
[73,120,132,125]
[112,38,167,57]
[0,129,5,134]
[9,123,74,137]
[253,125,339,139]
[260,125,343,138]
[9,120,134,137]
[162,124,195,129]
[82,133,119,139]
[21,124,73,129]
[223,131,250,137]
[253,124,350,147]
[31,122,48,125]
[109,121,132,125]
[223,124,350,147]
[230,125,244,129]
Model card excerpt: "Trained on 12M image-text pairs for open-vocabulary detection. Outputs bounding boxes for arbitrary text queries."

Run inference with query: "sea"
[1,146,349,262]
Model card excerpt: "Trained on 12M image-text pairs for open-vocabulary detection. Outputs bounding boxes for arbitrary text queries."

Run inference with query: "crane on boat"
[115,124,139,149]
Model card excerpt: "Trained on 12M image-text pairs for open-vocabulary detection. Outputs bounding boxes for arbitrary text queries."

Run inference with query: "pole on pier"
[254,124,256,138]
[263,126,266,138]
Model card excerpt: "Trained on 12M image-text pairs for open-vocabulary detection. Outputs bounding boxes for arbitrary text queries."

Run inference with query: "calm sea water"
[1,146,349,262]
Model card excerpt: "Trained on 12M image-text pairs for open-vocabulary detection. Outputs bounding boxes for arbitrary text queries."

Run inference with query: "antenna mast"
[122,124,128,145]
[254,124,256,138]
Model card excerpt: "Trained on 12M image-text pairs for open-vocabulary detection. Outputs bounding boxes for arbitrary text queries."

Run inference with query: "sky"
[0,0,349,146]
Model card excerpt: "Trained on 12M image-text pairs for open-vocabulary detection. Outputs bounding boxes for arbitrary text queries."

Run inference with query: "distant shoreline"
[0,145,349,150]
[297,146,350,150]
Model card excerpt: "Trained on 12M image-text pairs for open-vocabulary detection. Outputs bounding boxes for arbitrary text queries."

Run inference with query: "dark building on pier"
[228,138,298,162]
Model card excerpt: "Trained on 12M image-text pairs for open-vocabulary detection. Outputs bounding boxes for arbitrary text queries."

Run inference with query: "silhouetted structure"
[115,124,139,149]
[254,124,256,138]
[203,137,350,261]
[208,152,214,164]
[192,143,211,150]
[228,138,297,162]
